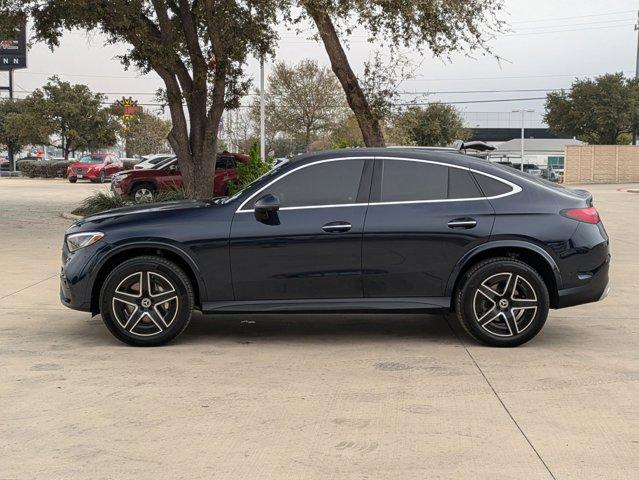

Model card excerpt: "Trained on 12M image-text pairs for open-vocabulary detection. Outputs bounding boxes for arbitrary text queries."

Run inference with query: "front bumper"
[556,253,610,309]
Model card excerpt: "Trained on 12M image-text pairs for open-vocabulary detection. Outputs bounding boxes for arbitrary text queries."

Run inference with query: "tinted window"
[380,160,482,201]
[473,173,513,197]
[247,159,365,209]
[381,160,447,202]
[217,156,236,169]
[448,168,482,199]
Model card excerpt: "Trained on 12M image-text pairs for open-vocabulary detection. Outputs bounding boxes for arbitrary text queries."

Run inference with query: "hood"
[75,199,212,226]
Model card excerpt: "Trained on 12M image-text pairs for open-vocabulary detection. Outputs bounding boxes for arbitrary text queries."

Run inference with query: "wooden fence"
[564,145,639,184]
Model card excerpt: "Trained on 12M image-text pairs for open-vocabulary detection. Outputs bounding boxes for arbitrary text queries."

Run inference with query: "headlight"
[66,232,104,252]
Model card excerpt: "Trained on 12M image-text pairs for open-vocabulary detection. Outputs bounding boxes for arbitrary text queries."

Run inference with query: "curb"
[61,212,83,221]
[628,189,639,194]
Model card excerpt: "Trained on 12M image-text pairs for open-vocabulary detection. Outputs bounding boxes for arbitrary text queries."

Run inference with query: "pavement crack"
[0,274,58,300]
[444,315,558,480]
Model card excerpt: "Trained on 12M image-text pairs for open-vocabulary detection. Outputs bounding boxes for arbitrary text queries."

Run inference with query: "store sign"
[0,23,27,70]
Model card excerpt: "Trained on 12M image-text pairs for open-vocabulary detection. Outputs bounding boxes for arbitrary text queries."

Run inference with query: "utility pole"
[259,57,266,161]
[513,108,534,171]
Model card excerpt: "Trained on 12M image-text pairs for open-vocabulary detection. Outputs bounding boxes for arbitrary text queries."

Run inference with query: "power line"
[508,9,635,25]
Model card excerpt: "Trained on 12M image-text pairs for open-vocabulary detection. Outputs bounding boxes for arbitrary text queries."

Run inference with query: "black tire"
[455,257,549,347]
[99,256,194,346]
[131,183,155,203]
[98,170,106,183]
[68,177,77,183]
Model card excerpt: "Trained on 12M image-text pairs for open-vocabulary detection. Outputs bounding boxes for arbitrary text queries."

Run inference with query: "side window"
[217,156,236,169]
[380,159,484,202]
[448,168,482,199]
[473,173,513,197]
[246,159,365,209]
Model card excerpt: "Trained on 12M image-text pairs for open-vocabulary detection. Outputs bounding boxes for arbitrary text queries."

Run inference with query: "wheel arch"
[446,240,562,310]
[90,242,206,314]
[128,179,158,196]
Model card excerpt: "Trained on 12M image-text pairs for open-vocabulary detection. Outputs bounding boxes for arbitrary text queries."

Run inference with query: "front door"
[363,157,495,298]
[230,158,373,300]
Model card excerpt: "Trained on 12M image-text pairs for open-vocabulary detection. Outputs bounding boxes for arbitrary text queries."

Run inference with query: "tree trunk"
[305,6,385,147]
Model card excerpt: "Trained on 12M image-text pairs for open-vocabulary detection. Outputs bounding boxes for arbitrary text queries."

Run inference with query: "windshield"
[154,157,176,169]
[79,155,105,164]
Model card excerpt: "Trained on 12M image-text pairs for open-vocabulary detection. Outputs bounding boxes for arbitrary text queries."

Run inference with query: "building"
[489,138,585,169]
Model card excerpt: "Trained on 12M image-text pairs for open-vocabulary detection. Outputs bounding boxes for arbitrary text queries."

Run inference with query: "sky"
[1,0,637,129]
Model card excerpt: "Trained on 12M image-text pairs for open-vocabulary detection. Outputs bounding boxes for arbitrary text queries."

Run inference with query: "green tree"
[253,59,347,151]
[0,1,284,198]
[24,77,117,159]
[298,0,504,147]
[0,99,50,159]
[545,73,639,144]
[112,104,172,157]
[389,103,468,147]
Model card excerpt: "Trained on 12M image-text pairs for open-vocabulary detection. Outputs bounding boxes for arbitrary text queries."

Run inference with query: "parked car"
[67,154,123,183]
[111,152,249,202]
[61,148,610,347]
[541,165,560,182]
[134,154,174,170]
[511,163,543,178]
[0,157,9,171]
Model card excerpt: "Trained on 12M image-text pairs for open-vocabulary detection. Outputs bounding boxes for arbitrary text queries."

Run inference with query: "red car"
[111,152,249,202]
[67,153,123,183]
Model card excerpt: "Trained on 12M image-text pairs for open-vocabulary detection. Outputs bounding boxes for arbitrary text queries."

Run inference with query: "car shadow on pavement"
[174,312,462,346]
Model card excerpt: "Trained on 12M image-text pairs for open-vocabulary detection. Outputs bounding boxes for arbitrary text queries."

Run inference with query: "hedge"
[18,160,71,178]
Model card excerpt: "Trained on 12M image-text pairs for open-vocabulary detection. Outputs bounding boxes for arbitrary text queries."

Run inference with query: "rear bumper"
[555,253,610,309]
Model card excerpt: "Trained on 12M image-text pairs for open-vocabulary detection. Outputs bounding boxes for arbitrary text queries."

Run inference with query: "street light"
[512,109,535,172]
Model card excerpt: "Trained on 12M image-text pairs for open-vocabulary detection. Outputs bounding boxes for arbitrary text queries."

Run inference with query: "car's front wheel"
[131,183,155,203]
[456,257,549,347]
[99,256,194,346]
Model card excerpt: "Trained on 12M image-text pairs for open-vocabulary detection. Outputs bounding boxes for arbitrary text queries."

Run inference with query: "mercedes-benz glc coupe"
[60,148,610,347]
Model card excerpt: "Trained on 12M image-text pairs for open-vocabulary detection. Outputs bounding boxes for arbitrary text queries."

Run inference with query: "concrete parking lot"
[1,177,638,480]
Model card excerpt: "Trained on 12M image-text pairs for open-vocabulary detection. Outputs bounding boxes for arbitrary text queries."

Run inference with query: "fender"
[444,239,562,297]
[88,239,208,303]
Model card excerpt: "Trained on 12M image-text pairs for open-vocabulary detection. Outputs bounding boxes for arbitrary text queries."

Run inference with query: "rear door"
[362,157,495,298]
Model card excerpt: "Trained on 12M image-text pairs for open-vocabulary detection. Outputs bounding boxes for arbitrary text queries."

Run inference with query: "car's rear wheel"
[98,170,106,183]
[131,183,155,203]
[456,257,549,347]
[99,256,194,346]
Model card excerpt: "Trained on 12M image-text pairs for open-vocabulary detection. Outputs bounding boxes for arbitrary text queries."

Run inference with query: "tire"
[455,257,549,347]
[131,183,155,203]
[99,256,194,346]
[68,177,77,183]
[98,170,106,183]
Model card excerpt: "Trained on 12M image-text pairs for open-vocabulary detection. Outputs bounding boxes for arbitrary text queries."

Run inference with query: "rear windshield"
[490,163,566,190]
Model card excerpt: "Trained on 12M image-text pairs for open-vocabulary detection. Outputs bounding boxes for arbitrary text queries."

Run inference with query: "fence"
[564,145,639,184]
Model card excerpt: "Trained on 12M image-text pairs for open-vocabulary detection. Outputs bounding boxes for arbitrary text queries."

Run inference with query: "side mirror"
[254,194,280,221]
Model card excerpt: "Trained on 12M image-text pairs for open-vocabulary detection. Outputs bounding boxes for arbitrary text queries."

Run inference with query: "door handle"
[447,218,477,229]
[322,221,352,233]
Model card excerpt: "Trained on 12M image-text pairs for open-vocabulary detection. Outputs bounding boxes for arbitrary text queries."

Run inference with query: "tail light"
[561,206,600,224]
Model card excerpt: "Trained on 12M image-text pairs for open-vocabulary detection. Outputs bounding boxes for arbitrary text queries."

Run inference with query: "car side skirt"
[202,297,451,314]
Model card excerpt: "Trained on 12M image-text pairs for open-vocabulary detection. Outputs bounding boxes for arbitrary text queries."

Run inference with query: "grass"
[71,188,189,217]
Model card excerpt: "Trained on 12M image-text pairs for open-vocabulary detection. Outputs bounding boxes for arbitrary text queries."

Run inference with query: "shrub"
[72,191,129,216]
[71,188,189,217]
[227,142,274,195]
[18,160,71,178]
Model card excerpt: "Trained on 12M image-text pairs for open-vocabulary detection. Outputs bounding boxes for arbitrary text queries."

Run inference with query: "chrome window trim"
[235,155,521,213]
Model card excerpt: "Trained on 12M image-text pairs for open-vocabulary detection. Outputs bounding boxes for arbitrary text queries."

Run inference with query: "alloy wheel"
[134,188,154,203]
[111,271,179,337]
[472,272,538,337]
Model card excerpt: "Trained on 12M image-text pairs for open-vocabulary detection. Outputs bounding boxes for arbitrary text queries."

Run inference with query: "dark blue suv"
[60,148,610,347]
